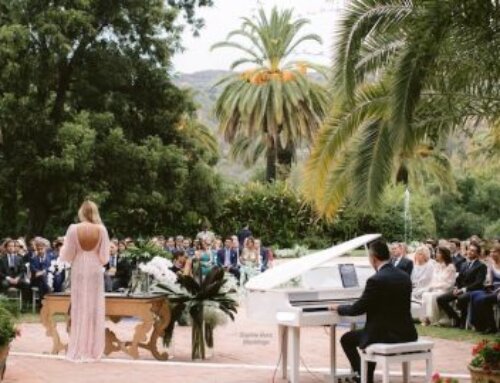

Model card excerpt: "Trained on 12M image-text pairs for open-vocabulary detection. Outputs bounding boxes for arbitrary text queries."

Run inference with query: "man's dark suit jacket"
[338,263,417,349]
[452,253,466,272]
[216,248,238,268]
[106,256,132,289]
[456,259,487,292]
[391,256,413,276]
[0,254,25,280]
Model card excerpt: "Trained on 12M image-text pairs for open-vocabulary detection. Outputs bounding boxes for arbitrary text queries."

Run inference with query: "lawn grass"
[417,324,498,344]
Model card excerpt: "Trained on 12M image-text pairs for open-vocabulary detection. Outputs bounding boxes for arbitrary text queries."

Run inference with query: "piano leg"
[278,325,288,379]
[287,326,300,383]
[329,324,337,383]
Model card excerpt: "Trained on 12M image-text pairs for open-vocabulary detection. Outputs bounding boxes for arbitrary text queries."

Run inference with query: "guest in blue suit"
[216,237,240,281]
[30,237,56,299]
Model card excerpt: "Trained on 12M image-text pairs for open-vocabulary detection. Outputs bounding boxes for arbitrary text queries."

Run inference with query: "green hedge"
[217,182,436,248]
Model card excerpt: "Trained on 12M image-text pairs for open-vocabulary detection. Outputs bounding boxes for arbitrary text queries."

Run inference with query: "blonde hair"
[78,200,102,224]
[414,245,430,262]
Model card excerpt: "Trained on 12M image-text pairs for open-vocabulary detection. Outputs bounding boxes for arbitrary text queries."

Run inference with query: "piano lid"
[245,234,381,291]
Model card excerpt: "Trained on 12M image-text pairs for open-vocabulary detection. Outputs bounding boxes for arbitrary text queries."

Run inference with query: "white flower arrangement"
[138,256,180,292]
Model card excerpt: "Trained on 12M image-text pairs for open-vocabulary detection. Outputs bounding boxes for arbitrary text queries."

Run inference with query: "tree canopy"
[0,0,219,237]
[212,7,329,181]
[303,0,499,219]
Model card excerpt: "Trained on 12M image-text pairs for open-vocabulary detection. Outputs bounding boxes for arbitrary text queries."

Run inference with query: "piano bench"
[359,340,434,383]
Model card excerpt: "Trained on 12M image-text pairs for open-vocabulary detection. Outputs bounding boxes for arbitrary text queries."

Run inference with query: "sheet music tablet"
[339,264,359,288]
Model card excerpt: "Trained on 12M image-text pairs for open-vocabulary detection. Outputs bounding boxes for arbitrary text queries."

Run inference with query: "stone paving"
[5,301,473,383]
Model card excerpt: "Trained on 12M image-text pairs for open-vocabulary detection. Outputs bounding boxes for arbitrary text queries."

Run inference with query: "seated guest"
[449,238,466,272]
[182,238,195,257]
[192,241,214,282]
[425,238,437,259]
[331,239,417,383]
[170,250,189,274]
[117,240,127,254]
[240,237,260,286]
[164,237,175,253]
[437,242,487,328]
[391,242,413,276]
[156,235,166,249]
[411,246,435,300]
[105,241,120,292]
[213,237,223,251]
[0,239,29,292]
[124,237,135,248]
[15,238,29,261]
[231,235,242,260]
[470,244,500,333]
[174,235,184,251]
[419,247,456,325]
[30,237,56,299]
[216,238,240,281]
[50,238,66,292]
[24,238,37,264]
[254,238,269,272]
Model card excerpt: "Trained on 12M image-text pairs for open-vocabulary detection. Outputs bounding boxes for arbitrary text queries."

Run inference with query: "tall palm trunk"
[277,140,294,179]
[266,134,277,182]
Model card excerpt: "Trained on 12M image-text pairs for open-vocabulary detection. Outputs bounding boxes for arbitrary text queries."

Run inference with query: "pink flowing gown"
[60,223,110,361]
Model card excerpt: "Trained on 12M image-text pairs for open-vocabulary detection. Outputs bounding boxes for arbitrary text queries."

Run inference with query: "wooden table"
[40,293,171,360]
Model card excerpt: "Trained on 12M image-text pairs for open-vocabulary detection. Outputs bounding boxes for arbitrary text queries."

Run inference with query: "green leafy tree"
[303,0,499,219]
[431,170,500,239]
[0,0,218,237]
[212,7,329,181]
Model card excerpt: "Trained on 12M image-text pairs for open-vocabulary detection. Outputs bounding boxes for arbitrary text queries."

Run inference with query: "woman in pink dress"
[60,200,110,361]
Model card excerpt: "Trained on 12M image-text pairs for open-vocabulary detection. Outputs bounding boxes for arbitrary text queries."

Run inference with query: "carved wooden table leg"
[145,299,171,360]
[126,307,154,359]
[104,316,129,356]
[40,303,67,354]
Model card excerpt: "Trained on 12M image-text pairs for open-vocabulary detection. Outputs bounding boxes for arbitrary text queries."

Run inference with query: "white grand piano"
[246,234,381,383]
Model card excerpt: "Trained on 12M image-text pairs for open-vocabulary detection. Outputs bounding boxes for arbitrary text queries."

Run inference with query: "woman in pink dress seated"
[60,200,110,362]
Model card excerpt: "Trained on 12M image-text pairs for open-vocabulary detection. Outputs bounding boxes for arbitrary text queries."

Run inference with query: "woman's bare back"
[76,223,101,251]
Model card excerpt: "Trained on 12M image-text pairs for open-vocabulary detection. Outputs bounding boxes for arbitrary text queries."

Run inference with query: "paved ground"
[5,300,472,383]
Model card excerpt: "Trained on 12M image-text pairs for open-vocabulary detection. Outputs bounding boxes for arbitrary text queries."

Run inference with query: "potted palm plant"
[156,267,238,360]
[0,299,20,381]
[469,338,500,382]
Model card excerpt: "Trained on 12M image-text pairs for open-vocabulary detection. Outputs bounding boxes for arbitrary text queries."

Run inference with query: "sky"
[172,0,346,73]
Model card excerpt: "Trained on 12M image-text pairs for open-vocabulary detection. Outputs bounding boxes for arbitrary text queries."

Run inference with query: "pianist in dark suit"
[330,239,417,383]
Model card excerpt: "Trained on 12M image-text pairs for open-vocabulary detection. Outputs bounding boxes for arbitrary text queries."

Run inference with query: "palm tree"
[303,0,499,218]
[212,7,329,181]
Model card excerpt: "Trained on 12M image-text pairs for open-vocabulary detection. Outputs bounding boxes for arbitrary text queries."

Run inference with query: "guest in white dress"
[411,246,435,300]
[419,246,456,325]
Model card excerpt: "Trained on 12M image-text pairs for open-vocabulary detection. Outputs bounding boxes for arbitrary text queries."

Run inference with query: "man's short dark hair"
[449,238,460,247]
[369,239,390,261]
[470,242,481,255]
[173,250,186,259]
